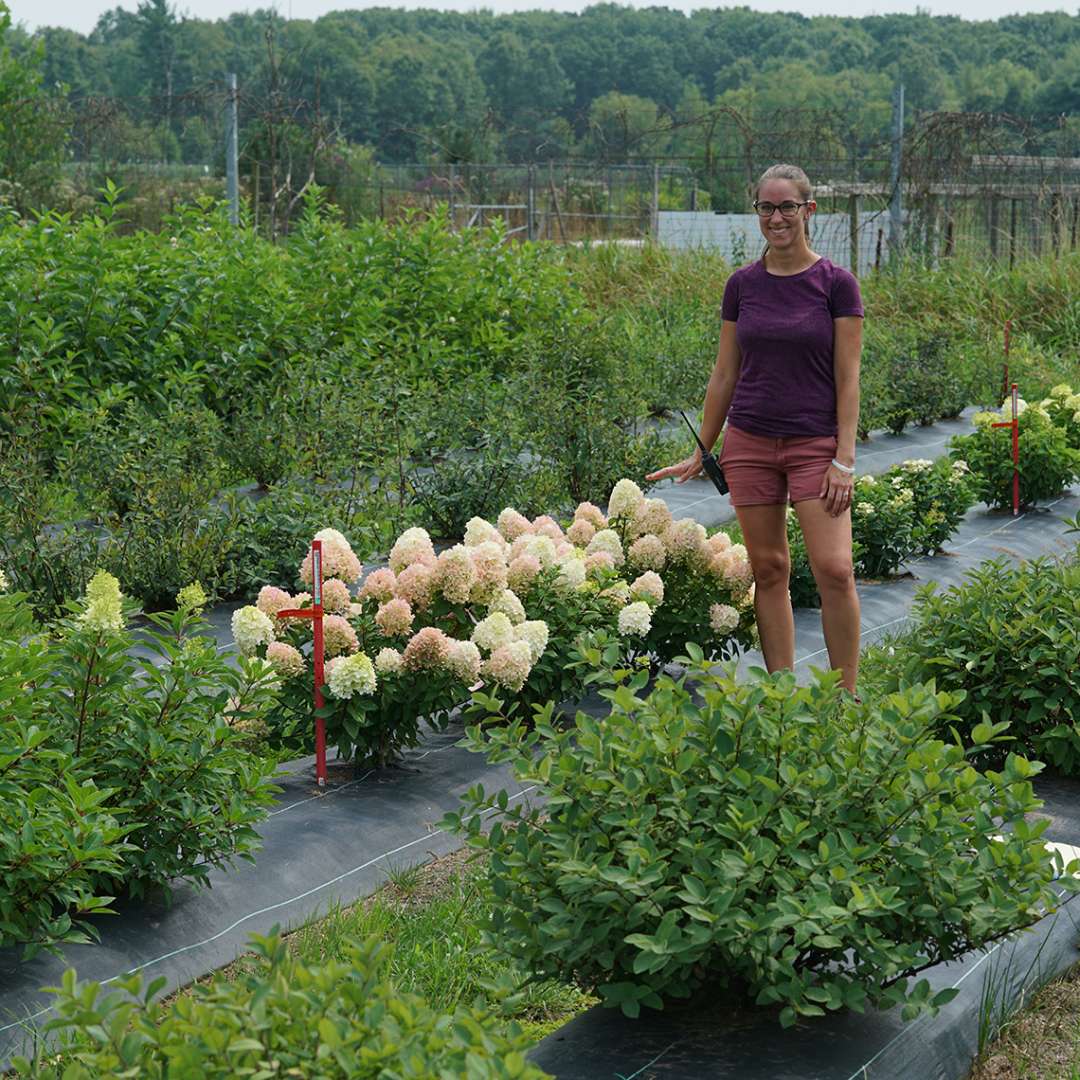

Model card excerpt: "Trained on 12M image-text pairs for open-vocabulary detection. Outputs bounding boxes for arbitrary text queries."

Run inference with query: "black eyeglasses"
[752,200,809,218]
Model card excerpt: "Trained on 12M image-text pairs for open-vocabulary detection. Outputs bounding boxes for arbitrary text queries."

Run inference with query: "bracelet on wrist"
[831,458,856,475]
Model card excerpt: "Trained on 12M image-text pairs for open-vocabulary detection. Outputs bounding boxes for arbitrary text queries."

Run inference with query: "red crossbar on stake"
[276,539,327,787]
[991,383,1020,517]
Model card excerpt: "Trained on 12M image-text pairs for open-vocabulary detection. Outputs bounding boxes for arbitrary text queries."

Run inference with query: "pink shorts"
[719,425,838,507]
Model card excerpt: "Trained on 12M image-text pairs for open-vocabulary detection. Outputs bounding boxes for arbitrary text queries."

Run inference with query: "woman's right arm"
[647,320,741,484]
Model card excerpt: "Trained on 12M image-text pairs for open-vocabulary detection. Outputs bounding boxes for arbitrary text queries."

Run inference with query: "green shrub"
[850,472,919,578]
[447,656,1066,1026]
[0,594,131,958]
[1043,383,1080,450]
[512,320,680,509]
[881,457,977,556]
[882,336,965,433]
[879,552,1080,773]
[13,931,550,1079]
[950,405,1080,510]
[10,578,281,904]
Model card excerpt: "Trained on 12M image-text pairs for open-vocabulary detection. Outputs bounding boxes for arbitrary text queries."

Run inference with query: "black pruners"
[677,410,729,496]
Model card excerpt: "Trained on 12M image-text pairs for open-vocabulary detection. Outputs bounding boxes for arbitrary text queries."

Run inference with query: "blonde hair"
[755,163,813,259]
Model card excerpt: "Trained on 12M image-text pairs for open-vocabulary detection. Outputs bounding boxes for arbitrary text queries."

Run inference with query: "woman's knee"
[750,550,790,589]
[813,557,855,593]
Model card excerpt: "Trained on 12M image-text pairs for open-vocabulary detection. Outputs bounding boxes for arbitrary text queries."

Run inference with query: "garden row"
[4,197,1080,618]
[8,527,1080,1076]
[5,386,1079,958]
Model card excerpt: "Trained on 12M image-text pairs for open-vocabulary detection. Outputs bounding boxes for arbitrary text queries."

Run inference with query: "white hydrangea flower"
[1049,384,1073,399]
[231,604,275,656]
[555,555,587,591]
[375,647,404,675]
[618,600,652,636]
[952,459,970,474]
[709,603,740,634]
[446,639,482,684]
[586,529,624,566]
[902,459,932,471]
[326,652,377,699]
[464,517,504,548]
[521,534,558,568]
[488,588,526,625]
[472,611,516,652]
[0,567,8,591]
[80,570,125,633]
[514,619,550,663]
[856,502,875,516]
[607,478,645,520]
[388,527,436,574]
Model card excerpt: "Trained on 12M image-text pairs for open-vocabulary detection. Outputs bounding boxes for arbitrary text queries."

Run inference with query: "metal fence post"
[888,80,904,261]
[225,73,239,226]
[651,163,660,240]
[527,165,535,241]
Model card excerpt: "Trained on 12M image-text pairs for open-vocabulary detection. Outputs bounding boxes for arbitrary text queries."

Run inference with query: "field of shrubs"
[2,192,1080,1076]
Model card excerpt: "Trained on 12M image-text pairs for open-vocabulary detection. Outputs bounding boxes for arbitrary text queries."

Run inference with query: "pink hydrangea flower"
[359,568,397,603]
[483,639,533,692]
[323,614,359,658]
[395,562,435,611]
[388,527,436,574]
[573,501,607,529]
[628,534,667,571]
[402,626,451,671]
[566,519,596,547]
[321,578,352,615]
[266,641,305,678]
[257,585,293,621]
[375,597,414,638]
[496,508,532,542]
[507,553,542,593]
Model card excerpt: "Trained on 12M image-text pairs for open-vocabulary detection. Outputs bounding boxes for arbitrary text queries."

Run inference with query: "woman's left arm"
[819,316,863,516]
[833,316,862,466]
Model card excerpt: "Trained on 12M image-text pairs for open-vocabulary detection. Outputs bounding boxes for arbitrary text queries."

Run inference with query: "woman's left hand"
[820,464,855,517]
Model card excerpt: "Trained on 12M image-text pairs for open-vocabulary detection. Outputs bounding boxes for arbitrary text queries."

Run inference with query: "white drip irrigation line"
[0,784,538,1040]
[793,495,1070,669]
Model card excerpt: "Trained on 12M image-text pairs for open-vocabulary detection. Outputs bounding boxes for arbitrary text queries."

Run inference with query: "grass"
[171,843,596,1044]
[969,961,1080,1080]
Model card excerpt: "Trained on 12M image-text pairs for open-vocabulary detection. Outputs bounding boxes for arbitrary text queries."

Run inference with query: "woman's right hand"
[645,449,703,484]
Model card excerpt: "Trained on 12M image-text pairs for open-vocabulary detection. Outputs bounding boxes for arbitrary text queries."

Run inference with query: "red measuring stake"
[277,539,327,787]
[991,383,1020,517]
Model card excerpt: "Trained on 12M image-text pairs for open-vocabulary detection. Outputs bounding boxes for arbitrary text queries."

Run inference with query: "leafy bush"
[878,552,1080,773]
[850,472,919,578]
[0,594,130,957]
[1043,383,1080,450]
[9,578,281,906]
[13,931,550,1079]
[447,657,1066,1025]
[512,320,680,508]
[881,457,977,556]
[950,404,1080,510]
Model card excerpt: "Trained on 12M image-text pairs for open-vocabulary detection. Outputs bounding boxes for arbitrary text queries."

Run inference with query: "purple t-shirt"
[720,257,864,439]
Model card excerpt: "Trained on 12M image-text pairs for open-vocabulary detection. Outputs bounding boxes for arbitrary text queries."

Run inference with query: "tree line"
[2,0,1079,214]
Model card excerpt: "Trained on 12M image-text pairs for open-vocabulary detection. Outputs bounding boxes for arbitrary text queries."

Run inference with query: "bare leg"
[793,498,860,692]
[734,503,793,673]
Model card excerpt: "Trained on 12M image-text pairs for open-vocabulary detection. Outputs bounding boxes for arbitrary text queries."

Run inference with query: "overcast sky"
[8,0,1079,36]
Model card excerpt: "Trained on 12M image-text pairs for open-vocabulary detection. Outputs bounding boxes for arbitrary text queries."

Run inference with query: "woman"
[648,163,864,693]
